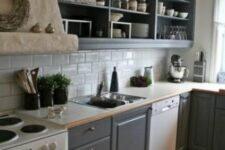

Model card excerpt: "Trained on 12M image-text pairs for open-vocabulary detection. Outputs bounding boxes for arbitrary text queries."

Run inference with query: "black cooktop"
[0,130,17,144]
[0,117,23,126]
[21,125,47,133]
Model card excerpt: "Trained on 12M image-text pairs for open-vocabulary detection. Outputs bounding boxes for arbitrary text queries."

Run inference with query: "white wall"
[169,0,214,81]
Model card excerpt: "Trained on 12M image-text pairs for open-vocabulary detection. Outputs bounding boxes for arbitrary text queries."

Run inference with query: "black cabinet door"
[213,109,225,150]
[188,92,215,150]
[112,105,151,150]
[176,93,191,150]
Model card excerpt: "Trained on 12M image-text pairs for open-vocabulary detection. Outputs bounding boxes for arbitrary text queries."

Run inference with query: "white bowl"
[96,1,105,6]
[179,12,189,18]
[166,9,174,17]
[113,29,122,38]
[111,13,123,22]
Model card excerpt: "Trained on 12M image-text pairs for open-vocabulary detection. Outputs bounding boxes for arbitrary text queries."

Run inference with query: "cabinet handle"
[89,127,95,131]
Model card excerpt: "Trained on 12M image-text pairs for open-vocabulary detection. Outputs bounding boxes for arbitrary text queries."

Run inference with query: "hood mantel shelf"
[0,0,78,55]
[0,32,78,55]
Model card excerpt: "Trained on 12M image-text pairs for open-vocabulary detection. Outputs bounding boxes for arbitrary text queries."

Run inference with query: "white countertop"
[18,81,225,128]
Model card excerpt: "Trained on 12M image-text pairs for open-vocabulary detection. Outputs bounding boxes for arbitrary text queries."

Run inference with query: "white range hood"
[0,0,78,55]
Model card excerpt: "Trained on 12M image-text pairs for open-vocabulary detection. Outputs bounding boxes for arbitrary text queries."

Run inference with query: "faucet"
[96,81,104,97]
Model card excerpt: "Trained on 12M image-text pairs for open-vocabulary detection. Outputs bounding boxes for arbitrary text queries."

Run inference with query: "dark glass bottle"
[110,67,119,92]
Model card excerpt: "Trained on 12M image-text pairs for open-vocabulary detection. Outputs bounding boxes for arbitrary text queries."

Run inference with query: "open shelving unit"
[59,0,195,50]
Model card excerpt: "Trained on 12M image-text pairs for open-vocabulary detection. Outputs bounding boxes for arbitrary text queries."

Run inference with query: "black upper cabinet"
[58,0,195,49]
[188,92,215,150]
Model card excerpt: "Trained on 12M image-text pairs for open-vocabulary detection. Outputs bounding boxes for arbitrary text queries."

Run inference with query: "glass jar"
[137,0,147,12]
[129,0,137,11]
[121,0,129,9]
[113,0,122,8]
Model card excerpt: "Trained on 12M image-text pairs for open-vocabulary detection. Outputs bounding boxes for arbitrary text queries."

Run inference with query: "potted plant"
[52,73,71,105]
[37,76,55,107]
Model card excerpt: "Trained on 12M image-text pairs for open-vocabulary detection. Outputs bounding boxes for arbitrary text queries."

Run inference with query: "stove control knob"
[49,142,57,150]
[41,145,49,150]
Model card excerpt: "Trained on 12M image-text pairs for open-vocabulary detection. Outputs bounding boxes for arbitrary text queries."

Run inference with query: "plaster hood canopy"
[0,0,78,55]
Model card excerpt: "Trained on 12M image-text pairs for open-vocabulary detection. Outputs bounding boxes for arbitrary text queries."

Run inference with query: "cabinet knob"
[89,127,95,131]
[49,142,57,150]
[41,145,49,150]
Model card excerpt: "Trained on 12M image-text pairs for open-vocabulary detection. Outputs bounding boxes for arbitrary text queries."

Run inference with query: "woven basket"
[0,0,30,31]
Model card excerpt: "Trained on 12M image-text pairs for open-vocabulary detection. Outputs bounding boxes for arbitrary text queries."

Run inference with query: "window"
[210,0,225,82]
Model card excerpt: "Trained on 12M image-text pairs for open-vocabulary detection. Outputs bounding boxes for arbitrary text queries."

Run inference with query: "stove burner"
[0,117,23,126]
[0,130,18,144]
[21,125,47,133]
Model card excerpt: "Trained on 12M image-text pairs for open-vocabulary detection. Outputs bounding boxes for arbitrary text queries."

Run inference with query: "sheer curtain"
[210,0,225,82]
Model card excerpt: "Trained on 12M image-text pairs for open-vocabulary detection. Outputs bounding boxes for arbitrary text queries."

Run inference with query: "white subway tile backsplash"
[0,95,22,111]
[85,73,98,83]
[71,75,85,85]
[86,52,99,62]
[78,63,92,74]
[33,55,52,66]
[62,64,77,77]
[0,56,11,69]
[10,83,23,95]
[43,66,61,75]
[68,86,77,99]
[0,49,168,111]
[70,53,85,64]
[52,54,69,65]
[123,51,134,59]
[99,52,111,61]
[112,52,123,60]
[11,56,33,68]
[117,60,128,69]
[0,69,15,83]
[0,84,11,97]
[77,84,92,96]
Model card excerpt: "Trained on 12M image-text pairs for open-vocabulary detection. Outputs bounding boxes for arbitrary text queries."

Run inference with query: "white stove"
[0,112,68,150]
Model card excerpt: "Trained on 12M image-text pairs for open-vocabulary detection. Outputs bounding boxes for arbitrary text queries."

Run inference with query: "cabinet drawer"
[216,96,225,109]
[74,137,110,150]
[69,118,111,149]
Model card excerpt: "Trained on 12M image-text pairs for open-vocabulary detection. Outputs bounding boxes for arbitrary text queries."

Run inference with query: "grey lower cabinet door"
[213,109,225,150]
[112,105,151,150]
[176,93,191,150]
[74,137,110,150]
[188,92,215,150]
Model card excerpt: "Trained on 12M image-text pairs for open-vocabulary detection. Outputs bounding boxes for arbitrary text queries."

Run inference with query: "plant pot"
[39,90,53,107]
[24,93,40,110]
[54,88,68,105]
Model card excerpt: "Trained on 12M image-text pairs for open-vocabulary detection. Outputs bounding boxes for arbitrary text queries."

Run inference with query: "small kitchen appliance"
[168,55,189,83]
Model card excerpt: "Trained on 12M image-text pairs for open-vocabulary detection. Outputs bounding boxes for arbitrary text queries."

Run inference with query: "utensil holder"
[24,93,40,110]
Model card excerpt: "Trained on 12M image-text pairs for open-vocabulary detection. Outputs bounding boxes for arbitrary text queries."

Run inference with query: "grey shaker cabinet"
[188,92,216,150]
[176,93,191,150]
[112,105,151,150]
[68,118,111,150]
[74,137,110,150]
[213,95,225,150]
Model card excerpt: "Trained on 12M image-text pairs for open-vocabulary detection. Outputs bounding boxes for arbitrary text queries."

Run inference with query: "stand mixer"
[168,55,189,83]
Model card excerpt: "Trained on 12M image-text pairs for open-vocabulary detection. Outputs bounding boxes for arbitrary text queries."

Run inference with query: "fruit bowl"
[130,76,151,87]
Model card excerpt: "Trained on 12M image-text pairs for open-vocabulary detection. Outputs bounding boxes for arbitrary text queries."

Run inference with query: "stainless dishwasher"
[149,96,180,150]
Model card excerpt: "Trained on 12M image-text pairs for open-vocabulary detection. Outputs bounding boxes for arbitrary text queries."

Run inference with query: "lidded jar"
[129,0,138,11]
[137,0,147,12]
[121,0,129,9]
